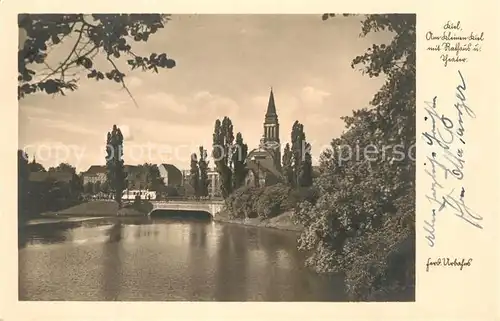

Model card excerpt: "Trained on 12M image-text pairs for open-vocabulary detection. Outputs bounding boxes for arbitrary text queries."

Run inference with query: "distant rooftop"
[160,163,181,172]
[84,165,106,174]
[84,164,139,175]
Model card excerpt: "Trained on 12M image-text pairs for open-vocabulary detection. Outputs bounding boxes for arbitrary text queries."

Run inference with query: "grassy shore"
[43,200,151,218]
[213,210,303,232]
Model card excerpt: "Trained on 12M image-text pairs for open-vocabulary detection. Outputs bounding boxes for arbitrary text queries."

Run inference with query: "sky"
[19,14,391,173]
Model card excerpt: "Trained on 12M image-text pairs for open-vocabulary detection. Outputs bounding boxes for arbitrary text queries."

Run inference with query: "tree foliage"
[84,182,95,194]
[18,150,30,224]
[198,146,210,197]
[48,162,76,174]
[190,153,200,197]
[281,143,294,186]
[285,121,313,188]
[212,117,235,198]
[48,162,83,195]
[224,183,319,220]
[106,124,126,205]
[294,14,416,300]
[17,150,84,227]
[137,163,165,193]
[94,181,102,194]
[300,143,313,187]
[18,14,176,101]
[232,132,248,191]
[28,156,46,173]
[211,117,249,198]
[101,180,110,194]
[225,184,291,219]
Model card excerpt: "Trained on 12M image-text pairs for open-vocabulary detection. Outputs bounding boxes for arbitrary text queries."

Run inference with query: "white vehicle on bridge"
[122,189,157,200]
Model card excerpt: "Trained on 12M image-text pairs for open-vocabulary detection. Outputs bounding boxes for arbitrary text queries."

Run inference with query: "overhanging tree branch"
[18,14,177,102]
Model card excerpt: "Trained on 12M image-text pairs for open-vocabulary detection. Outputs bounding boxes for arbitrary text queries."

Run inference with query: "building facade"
[82,165,141,188]
[82,165,107,186]
[207,168,221,198]
[181,170,190,185]
[180,167,221,197]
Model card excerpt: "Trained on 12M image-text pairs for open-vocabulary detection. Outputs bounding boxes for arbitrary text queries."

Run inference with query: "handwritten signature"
[426,257,473,272]
[423,70,482,248]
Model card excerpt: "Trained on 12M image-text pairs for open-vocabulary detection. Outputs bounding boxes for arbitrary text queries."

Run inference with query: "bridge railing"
[154,196,224,202]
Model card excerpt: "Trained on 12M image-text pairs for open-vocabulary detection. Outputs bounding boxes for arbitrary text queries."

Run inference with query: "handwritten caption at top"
[425,21,485,67]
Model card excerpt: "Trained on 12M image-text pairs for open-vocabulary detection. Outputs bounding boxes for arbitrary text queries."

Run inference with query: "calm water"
[18,216,347,301]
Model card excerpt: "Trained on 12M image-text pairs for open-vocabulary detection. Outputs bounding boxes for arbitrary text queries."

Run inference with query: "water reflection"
[20,222,70,247]
[187,223,210,299]
[19,217,348,301]
[101,222,124,300]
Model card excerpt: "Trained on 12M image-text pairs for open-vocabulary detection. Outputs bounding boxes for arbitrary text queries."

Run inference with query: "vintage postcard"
[0,0,499,320]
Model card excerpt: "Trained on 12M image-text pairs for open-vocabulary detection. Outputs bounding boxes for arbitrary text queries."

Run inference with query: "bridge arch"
[147,200,224,218]
[149,209,213,220]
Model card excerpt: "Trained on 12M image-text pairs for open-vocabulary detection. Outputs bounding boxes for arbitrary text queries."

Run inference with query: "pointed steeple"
[261,87,281,172]
[265,87,277,117]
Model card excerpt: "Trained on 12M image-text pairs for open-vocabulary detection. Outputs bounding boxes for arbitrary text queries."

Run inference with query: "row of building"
[28,88,313,198]
[81,164,222,197]
[67,88,299,197]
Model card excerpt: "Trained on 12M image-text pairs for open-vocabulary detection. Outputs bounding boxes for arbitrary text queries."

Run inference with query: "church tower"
[263,88,281,170]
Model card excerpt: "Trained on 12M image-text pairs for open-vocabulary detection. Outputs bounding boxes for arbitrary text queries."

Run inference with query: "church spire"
[265,87,277,117]
[262,87,281,171]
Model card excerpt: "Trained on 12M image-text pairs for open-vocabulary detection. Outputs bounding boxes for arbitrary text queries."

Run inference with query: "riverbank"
[213,210,304,232]
[37,200,151,219]
[26,216,109,226]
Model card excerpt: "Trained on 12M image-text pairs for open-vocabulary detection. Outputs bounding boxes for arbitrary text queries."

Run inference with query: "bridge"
[148,199,225,217]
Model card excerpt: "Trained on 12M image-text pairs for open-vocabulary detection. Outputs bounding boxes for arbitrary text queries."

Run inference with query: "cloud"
[102,101,122,110]
[27,116,99,136]
[251,95,268,107]
[305,113,332,126]
[300,86,331,105]
[194,91,239,119]
[96,90,133,111]
[126,76,144,89]
[193,91,213,101]
[117,124,133,141]
[20,140,88,170]
[121,117,213,145]
[19,105,58,116]
[144,92,190,114]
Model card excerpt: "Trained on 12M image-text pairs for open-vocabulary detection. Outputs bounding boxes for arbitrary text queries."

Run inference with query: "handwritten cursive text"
[426,257,473,272]
[422,70,481,248]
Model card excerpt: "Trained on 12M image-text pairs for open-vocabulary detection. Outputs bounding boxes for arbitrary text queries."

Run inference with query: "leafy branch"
[18,14,177,104]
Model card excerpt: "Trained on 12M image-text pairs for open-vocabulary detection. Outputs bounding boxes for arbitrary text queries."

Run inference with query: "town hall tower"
[263,88,281,170]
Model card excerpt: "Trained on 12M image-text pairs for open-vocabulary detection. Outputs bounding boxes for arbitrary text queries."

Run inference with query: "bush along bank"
[290,14,416,302]
[214,184,318,232]
[118,197,154,216]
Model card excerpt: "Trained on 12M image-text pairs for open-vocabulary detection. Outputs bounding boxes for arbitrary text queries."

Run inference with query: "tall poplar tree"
[190,153,200,197]
[198,146,209,197]
[212,117,234,198]
[232,132,248,191]
[106,124,126,205]
[290,121,312,187]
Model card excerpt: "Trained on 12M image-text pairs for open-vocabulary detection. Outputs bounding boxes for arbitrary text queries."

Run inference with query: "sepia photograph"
[17,13,416,302]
